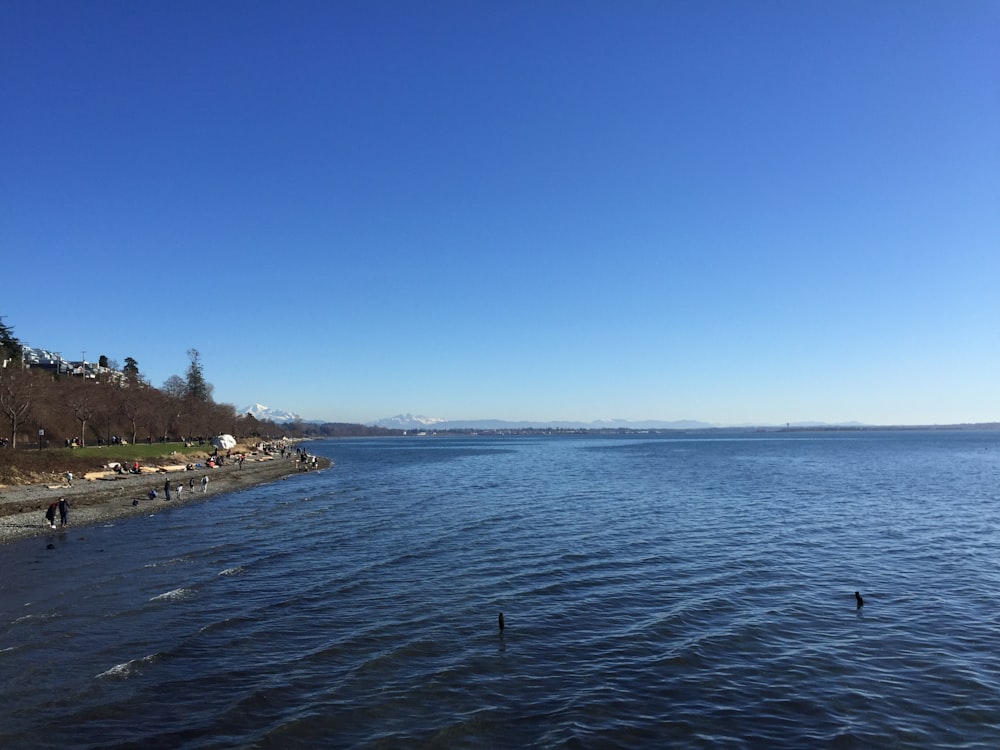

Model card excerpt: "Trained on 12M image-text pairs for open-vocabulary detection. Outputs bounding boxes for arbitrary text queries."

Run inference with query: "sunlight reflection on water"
[2,431,1000,748]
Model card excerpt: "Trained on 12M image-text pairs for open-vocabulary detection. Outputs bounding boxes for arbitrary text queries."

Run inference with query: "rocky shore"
[0,453,331,546]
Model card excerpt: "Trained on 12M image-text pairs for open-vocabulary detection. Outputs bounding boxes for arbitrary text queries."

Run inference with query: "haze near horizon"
[2,2,997,426]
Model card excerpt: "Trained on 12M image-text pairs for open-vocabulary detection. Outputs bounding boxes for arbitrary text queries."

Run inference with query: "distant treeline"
[300,423,403,438]
[0,317,400,449]
[410,423,1000,438]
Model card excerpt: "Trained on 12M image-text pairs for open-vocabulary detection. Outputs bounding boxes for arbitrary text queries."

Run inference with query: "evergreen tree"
[185,348,212,401]
[123,356,140,381]
[0,316,23,367]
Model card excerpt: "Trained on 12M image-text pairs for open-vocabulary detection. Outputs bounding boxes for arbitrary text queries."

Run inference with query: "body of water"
[2,431,1000,748]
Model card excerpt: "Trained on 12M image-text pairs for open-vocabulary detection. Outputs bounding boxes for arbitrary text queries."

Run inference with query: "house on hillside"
[18,346,124,381]
[21,347,72,375]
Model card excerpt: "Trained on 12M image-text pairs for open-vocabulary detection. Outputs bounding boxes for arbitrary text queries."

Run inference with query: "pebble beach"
[0,452,330,546]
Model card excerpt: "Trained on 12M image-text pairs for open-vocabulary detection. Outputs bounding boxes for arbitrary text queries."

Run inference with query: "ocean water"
[2,431,1000,748]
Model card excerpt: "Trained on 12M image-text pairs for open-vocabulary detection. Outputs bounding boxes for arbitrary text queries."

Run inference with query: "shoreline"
[0,454,331,547]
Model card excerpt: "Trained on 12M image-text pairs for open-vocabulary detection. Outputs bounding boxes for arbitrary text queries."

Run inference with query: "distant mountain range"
[241,409,991,432]
[373,414,717,431]
[242,403,302,424]
[373,414,448,430]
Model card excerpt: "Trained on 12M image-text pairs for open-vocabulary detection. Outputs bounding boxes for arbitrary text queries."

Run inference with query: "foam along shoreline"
[0,453,331,546]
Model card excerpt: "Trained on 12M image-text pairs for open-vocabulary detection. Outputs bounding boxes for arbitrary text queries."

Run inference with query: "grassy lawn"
[71,442,212,461]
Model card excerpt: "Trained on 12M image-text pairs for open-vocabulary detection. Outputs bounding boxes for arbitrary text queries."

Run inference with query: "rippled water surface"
[2,431,1000,748]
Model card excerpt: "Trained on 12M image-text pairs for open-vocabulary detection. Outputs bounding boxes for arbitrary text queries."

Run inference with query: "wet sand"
[0,454,331,546]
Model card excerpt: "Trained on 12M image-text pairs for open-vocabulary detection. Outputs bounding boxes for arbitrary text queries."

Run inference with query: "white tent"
[210,434,237,450]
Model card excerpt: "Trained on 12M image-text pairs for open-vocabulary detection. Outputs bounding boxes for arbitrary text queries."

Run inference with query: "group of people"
[44,498,69,529]
[258,440,289,456]
[64,436,127,447]
[44,442,309,531]
[205,450,245,469]
[149,475,210,501]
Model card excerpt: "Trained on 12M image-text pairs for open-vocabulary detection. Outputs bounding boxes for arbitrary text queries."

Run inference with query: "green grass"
[70,442,213,461]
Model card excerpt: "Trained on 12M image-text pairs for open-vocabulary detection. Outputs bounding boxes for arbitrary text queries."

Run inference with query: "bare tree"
[167,404,186,442]
[0,367,33,447]
[241,412,262,438]
[207,401,239,438]
[118,387,145,445]
[162,375,186,400]
[146,389,181,443]
[65,379,96,447]
[93,381,120,445]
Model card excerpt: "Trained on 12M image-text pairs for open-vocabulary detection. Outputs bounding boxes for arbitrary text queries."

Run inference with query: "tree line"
[0,317,397,449]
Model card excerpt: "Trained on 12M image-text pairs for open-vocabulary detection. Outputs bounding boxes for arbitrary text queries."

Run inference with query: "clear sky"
[2,1,998,426]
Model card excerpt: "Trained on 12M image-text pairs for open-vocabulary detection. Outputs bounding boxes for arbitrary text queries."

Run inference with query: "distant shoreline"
[0,453,331,547]
[400,423,1000,437]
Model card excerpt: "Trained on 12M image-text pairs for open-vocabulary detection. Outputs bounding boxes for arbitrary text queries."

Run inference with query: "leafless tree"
[64,378,96,447]
[117,384,146,445]
[0,367,33,447]
[161,375,186,400]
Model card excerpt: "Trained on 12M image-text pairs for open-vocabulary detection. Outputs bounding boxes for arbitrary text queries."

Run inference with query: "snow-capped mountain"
[373,414,447,430]
[242,403,301,424]
[373,415,716,431]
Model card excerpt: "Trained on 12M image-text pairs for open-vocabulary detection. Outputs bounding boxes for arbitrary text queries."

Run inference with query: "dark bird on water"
[498,612,505,631]
[855,591,864,609]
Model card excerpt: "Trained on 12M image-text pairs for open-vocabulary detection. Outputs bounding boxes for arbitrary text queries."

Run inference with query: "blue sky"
[3,1,998,425]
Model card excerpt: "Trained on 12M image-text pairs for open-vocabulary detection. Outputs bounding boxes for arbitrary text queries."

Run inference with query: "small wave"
[96,653,158,680]
[12,612,57,625]
[198,615,253,635]
[149,587,193,602]
[219,566,246,576]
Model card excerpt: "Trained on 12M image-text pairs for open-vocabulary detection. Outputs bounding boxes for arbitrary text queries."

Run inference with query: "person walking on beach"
[58,498,69,527]
[164,478,172,501]
[201,475,209,493]
[45,503,57,529]
[189,477,195,490]
[176,482,183,500]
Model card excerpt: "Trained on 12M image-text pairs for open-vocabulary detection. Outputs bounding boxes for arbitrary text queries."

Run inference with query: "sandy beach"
[0,453,331,546]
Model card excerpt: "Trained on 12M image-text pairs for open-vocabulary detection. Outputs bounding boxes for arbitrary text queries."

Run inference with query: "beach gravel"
[0,454,330,546]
